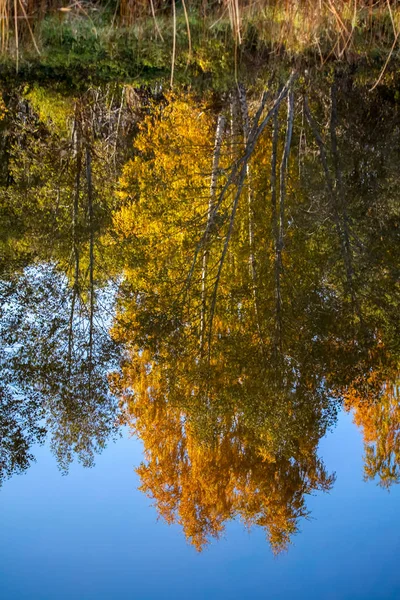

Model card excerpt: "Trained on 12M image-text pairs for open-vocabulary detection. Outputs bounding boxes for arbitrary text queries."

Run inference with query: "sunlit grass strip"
[0,0,400,82]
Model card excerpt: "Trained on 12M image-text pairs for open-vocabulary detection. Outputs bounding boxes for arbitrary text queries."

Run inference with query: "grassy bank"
[1,1,400,87]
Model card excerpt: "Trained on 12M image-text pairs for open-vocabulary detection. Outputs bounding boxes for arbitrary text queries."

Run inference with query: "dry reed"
[0,0,399,82]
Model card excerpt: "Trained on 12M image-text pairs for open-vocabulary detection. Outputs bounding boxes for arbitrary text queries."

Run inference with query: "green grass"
[1,2,400,89]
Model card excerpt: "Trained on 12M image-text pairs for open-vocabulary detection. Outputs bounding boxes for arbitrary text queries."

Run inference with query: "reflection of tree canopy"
[112,346,335,552]
[0,73,399,552]
[0,264,120,481]
[112,73,400,550]
[345,377,400,489]
[0,83,137,484]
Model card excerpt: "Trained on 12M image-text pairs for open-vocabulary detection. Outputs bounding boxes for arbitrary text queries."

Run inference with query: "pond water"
[0,70,399,598]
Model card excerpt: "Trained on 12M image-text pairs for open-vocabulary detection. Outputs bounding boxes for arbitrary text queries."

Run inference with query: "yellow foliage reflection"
[111,80,400,551]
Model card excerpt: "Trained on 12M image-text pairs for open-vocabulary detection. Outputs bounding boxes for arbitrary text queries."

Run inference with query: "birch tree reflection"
[112,73,400,550]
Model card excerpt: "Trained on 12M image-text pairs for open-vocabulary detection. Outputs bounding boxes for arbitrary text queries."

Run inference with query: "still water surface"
[1,414,400,599]
[0,71,399,598]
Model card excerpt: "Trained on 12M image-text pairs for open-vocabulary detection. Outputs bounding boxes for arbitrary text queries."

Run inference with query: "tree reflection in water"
[1,72,399,552]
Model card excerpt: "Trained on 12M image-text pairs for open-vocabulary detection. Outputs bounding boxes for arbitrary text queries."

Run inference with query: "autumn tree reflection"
[0,72,399,552]
[112,73,400,550]
[345,375,400,489]
[112,347,335,552]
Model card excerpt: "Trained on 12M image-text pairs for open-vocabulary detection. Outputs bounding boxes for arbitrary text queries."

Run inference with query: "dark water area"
[1,69,400,598]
